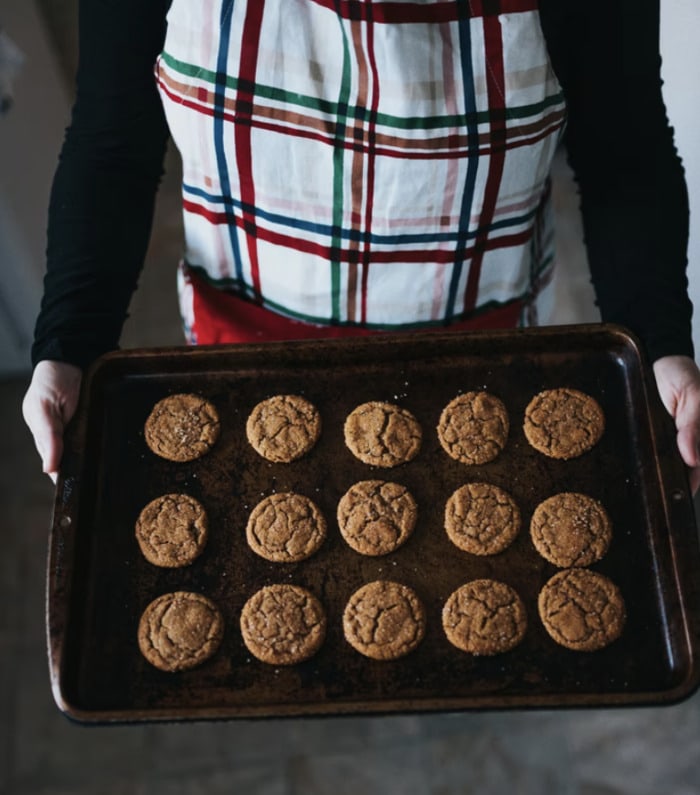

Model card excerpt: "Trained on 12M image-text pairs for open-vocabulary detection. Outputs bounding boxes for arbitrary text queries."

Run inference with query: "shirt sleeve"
[31,0,171,369]
[539,0,694,361]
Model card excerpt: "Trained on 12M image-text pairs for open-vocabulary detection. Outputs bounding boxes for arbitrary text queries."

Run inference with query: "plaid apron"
[157,0,566,343]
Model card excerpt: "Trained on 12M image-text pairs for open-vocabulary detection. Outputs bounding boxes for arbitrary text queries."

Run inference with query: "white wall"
[661,0,700,354]
[0,0,70,374]
[542,1,700,356]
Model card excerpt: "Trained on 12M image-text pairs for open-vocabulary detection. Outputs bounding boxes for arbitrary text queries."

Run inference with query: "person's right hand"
[22,360,82,483]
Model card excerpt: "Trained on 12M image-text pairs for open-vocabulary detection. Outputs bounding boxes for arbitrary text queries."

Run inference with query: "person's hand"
[22,360,82,483]
[652,355,700,495]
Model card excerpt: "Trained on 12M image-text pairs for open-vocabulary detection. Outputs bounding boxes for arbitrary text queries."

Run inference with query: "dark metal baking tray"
[46,324,700,722]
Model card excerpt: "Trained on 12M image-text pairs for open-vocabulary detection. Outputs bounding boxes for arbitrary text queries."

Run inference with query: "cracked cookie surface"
[437,391,509,465]
[240,584,326,665]
[523,388,604,459]
[137,591,223,672]
[246,492,326,563]
[538,568,625,651]
[246,394,321,463]
[343,580,425,660]
[337,480,417,556]
[135,493,208,568]
[442,579,527,655]
[444,482,520,555]
[530,492,612,568]
[344,401,422,468]
[144,393,220,462]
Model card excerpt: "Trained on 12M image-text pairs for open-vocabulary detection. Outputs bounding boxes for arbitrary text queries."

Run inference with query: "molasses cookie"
[523,388,604,460]
[246,492,326,563]
[538,568,626,651]
[342,580,425,660]
[442,579,527,655]
[337,480,417,556]
[437,391,509,465]
[135,493,208,568]
[530,492,612,568]
[137,591,223,672]
[344,402,422,468]
[444,482,520,555]
[144,393,220,462]
[240,584,326,665]
[246,394,321,463]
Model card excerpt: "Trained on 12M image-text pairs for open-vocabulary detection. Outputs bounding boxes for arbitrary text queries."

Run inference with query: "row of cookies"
[143,388,605,467]
[138,569,626,673]
[135,484,613,569]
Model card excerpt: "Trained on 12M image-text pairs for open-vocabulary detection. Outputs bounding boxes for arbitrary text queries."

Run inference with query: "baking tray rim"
[45,323,700,721]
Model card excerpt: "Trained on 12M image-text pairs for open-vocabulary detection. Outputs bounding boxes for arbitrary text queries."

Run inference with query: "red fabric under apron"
[189,269,522,344]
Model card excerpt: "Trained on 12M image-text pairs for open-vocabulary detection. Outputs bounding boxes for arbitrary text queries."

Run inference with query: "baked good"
[523,388,604,460]
[342,580,425,660]
[337,480,417,556]
[246,394,321,463]
[246,492,326,563]
[444,482,520,555]
[442,579,527,655]
[538,568,626,651]
[240,584,326,665]
[530,492,612,567]
[144,393,220,462]
[437,391,509,465]
[135,493,208,568]
[344,401,421,467]
[137,591,223,672]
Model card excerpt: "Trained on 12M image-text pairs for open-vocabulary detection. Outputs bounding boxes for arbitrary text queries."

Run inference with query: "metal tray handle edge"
[641,354,700,699]
[45,372,93,719]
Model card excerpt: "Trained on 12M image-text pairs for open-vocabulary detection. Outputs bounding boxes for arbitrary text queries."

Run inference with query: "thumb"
[40,406,68,477]
[652,355,700,471]
[675,405,700,471]
[22,360,82,480]
[24,396,68,479]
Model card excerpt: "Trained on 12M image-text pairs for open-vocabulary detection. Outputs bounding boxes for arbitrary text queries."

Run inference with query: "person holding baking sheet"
[21,0,700,492]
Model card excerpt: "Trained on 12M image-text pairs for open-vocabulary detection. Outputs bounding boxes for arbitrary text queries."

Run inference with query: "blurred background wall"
[0,0,70,373]
[660,0,700,350]
[0,0,698,374]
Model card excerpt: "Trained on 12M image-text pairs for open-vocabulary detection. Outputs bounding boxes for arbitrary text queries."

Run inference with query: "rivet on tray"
[59,516,72,530]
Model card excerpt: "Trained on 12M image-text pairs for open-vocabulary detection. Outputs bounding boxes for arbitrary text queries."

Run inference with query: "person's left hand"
[652,355,700,494]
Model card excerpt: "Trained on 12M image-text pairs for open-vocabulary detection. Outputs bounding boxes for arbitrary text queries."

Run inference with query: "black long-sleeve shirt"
[31,0,694,368]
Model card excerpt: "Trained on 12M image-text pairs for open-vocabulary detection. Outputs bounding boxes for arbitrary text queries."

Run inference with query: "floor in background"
[3,375,700,795]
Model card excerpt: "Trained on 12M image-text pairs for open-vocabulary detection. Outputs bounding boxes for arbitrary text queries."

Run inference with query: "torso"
[157,0,566,341]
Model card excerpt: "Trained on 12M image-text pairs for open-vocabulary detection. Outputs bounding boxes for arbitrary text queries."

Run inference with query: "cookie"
[437,391,509,465]
[240,584,326,665]
[144,393,220,462]
[342,580,426,660]
[135,493,208,568]
[137,591,223,672]
[337,480,417,556]
[530,492,612,568]
[538,568,626,651]
[444,482,520,555]
[344,402,422,468]
[523,388,604,460]
[442,579,527,655]
[246,492,326,563]
[246,394,321,463]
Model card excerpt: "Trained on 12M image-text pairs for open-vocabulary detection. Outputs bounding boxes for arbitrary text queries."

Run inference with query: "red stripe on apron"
[189,267,521,343]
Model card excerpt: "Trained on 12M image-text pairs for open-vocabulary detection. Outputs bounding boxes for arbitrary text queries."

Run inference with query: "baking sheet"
[46,325,700,722]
